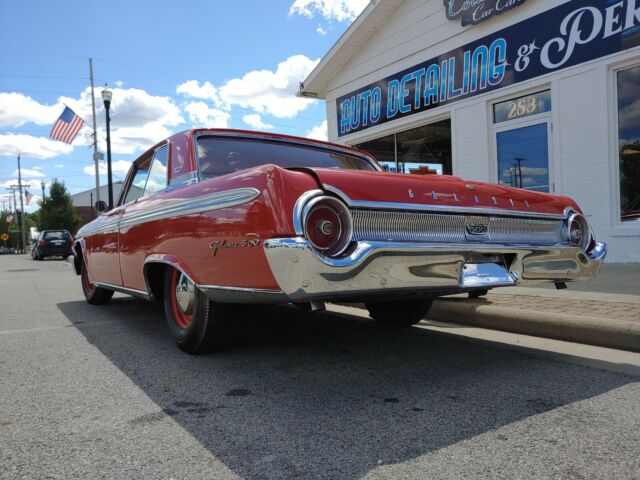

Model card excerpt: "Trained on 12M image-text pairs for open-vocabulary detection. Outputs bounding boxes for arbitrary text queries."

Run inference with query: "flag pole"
[89,58,101,206]
[17,153,27,253]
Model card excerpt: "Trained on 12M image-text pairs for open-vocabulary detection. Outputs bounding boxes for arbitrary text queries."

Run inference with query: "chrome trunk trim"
[323,184,567,220]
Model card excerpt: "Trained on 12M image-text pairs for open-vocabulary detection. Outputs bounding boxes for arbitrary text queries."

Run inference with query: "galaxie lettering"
[209,238,260,256]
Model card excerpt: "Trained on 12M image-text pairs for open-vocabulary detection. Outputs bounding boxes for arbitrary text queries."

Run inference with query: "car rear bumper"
[263,237,607,302]
[39,247,73,257]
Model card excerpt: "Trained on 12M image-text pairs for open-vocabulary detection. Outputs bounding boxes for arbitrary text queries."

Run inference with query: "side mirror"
[94,200,108,213]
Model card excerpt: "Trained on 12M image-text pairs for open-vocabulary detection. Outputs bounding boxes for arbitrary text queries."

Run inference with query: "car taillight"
[303,196,352,257]
[38,240,45,247]
[563,212,593,253]
[68,238,73,246]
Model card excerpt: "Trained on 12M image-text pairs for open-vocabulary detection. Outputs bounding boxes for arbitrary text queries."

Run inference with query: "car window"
[143,145,169,197]
[196,137,376,180]
[123,158,151,204]
[44,231,69,239]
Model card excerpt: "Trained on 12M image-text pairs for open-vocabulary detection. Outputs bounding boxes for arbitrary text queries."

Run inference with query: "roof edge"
[299,0,396,99]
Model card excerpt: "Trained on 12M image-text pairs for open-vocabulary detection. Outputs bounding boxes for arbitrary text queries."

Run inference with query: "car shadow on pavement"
[58,298,635,479]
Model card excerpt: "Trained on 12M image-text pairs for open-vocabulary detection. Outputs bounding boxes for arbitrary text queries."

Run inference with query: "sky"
[0,0,369,212]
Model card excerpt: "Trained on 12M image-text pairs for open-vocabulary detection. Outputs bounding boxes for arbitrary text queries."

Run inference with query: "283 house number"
[507,95,539,119]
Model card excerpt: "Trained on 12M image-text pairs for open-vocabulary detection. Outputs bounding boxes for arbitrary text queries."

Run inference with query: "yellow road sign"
[0,233,8,241]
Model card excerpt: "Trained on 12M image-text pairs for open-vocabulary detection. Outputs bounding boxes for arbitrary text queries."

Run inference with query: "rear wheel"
[81,259,114,305]
[365,298,433,327]
[163,267,230,354]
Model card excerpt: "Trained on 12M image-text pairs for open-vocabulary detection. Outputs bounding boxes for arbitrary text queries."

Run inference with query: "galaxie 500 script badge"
[210,238,260,256]
[444,0,528,26]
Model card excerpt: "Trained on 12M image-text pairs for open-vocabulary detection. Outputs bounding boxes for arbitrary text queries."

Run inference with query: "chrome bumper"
[263,237,607,301]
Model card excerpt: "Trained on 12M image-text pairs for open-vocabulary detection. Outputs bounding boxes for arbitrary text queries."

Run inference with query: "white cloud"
[218,55,319,118]
[0,92,62,127]
[13,168,45,178]
[54,164,64,168]
[176,80,221,105]
[289,0,369,22]
[242,114,273,130]
[0,87,185,156]
[184,102,230,127]
[0,133,73,159]
[115,80,124,87]
[502,166,549,177]
[317,25,328,35]
[306,120,328,141]
[82,159,132,178]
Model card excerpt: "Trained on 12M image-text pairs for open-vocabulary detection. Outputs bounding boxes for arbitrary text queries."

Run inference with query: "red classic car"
[73,129,607,354]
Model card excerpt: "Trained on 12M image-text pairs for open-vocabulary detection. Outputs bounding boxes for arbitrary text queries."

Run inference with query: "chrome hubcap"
[175,272,195,314]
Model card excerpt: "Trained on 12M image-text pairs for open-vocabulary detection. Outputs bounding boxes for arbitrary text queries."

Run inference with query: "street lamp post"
[40,180,45,204]
[101,87,114,210]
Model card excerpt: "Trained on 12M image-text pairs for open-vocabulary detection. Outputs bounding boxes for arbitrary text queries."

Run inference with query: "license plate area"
[461,262,517,288]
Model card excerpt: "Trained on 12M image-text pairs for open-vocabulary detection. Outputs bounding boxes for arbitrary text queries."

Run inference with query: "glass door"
[495,122,552,193]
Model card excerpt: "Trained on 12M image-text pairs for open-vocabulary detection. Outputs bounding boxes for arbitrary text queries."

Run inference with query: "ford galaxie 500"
[73,129,606,354]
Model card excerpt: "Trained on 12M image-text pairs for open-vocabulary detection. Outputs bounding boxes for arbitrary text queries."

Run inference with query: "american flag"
[25,189,33,206]
[6,214,14,224]
[50,106,85,144]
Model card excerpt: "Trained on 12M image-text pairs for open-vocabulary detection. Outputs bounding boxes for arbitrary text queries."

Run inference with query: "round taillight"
[303,196,352,257]
[564,213,592,252]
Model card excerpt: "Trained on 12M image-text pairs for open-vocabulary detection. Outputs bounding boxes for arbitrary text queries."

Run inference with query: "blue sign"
[337,0,640,137]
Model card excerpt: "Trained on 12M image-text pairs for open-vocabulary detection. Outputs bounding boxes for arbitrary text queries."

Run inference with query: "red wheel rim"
[81,261,95,295]
[170,269,193,329]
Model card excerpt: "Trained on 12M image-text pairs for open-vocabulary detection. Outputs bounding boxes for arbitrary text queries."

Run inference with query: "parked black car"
[32,230,73,260]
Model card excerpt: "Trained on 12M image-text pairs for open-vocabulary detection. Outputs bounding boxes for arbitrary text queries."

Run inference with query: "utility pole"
[514,157,526,189]
[89,58,101,207]
[16,154,28,253]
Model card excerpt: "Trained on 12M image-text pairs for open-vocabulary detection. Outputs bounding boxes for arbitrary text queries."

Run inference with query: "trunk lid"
[308,168,574,216]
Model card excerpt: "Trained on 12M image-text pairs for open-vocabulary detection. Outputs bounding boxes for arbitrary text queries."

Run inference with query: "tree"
[38,179,80,234]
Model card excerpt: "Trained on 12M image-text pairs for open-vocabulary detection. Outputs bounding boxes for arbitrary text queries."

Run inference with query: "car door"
[119,144,169,292]
[83,205,125,286]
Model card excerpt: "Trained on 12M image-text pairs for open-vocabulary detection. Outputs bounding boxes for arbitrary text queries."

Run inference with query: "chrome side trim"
[94,282,152,301]
[119,187,260,229]
[323,184,567,220]
[76,187,260,238]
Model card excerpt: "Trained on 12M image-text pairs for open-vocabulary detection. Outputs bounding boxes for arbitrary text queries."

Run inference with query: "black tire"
[163,267,230,355]
[81,259,114,305]
[365,298,433,327]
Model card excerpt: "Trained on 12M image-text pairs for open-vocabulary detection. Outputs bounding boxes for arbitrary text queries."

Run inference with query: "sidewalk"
[427,264,640,352]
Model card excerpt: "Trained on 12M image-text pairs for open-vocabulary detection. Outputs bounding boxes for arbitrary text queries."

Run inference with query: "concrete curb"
[427,299,640,353]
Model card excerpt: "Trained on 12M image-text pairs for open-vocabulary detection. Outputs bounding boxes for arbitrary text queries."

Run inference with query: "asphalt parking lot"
[1,255,639,479]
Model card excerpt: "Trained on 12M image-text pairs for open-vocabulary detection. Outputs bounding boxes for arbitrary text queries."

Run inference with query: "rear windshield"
[196,137,376,180]
[44,231,70,240]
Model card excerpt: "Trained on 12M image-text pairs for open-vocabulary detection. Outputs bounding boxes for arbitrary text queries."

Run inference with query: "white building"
[301,0,640,262]
[70,182,125,207]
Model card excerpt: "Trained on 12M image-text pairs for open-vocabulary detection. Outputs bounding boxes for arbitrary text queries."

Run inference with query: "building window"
[496,124,550,192]
[354,119,452,175]
[616,66,640,222]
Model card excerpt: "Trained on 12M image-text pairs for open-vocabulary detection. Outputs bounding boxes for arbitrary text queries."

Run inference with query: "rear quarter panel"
[118,164,319,292]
